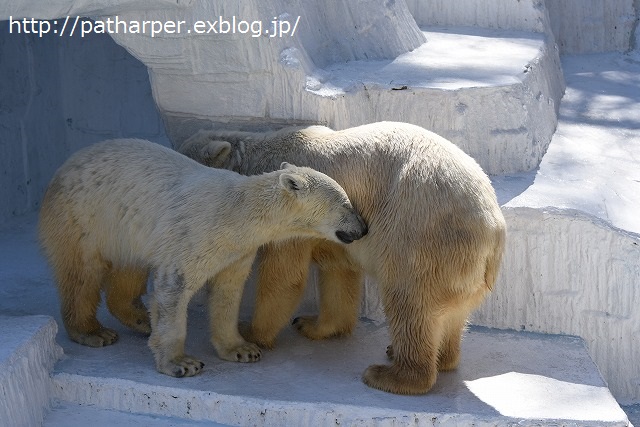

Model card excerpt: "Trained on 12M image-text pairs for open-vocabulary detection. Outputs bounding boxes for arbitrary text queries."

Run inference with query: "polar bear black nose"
[336,230,355,244]
[336,214,368,244]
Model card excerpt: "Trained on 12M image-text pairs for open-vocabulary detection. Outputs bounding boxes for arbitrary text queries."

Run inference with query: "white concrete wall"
[107,0,425,139]
[0,0,188,20]
[0,22,66,224]
[0,21,168,225]
[1,0,564,195]
[546,0,638,53]
[0,316,63,427]
[1,1,635,222]
[104,0,564,175]
[406,0,551,33]
[472,207,640,403]
[406,0,639,54]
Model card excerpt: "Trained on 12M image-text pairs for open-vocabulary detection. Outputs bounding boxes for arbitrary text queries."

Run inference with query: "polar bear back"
[41,139,248,270]
[201,121,504,288]
[233,122,499,223]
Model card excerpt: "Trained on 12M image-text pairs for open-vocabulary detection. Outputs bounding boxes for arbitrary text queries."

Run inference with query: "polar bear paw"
[239,322,276,350]
[362,363,436,395]
[159,355,204,378]
[117,306,151,335]
[218,342,262,363]
[70,327,118,347]
[292,316,350,340]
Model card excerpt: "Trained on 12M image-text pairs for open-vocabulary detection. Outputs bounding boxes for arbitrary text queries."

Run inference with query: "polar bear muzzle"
[335,211,368,244]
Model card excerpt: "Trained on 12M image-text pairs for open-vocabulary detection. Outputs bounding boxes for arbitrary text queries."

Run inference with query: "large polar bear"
[179,121,506,394]
[39,139,367,378]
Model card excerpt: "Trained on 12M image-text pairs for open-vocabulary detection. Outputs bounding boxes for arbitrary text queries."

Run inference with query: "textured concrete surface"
[47,323,628,425]
[406,0,550,32]
[546,0,637,53]
[0,316,62,427]
[115,19,563,175]
[475,51,640,403]
[297,26,562,175]
[0,21,169,226]
[0,212,631,426]
[406,0,639,54]
[623,404,640,426]
[0,0,187,20]
[45,402,231,427]
[1,0,639,423]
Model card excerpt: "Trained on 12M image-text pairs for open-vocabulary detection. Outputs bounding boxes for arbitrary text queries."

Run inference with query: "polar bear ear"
[201,141,232,168]
[280,162,298,171]
[179,137,232,168]
[279,172,309,195]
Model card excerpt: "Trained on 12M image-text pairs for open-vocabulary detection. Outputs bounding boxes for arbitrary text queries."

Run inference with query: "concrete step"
[46,317,629,426]
[44,401,230,427]
[474,50,640,404]
[89,1,565,175]
[623,404,640,427]
[300,26,564,176]
[165,25,565,176]
[0,315,62,427]
[0,193,634,427]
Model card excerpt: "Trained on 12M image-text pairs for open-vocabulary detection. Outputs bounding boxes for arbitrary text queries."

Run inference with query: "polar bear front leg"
[208,255,262,362]
[293,262,362,340]
[247,240,313,349]
[148,270,203,377]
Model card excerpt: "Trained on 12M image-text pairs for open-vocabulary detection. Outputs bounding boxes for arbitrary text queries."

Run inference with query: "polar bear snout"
[335,230,359,244]
[336,211,368,244]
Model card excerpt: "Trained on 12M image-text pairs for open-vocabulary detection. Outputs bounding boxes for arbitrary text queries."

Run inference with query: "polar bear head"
[178,129,254,171]
[275,162,368,244]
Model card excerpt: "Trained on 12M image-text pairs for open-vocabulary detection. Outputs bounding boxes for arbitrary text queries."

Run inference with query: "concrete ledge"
[45,401,230,427]
[473,207,640,403]
[165,26,564,175]
[546,0,637,54]
[0,315,63,427]
[473,50,640,404]
[406,0,550,32]
[301,26,563,175]
[0,0,190,20]
[50,323,628,426]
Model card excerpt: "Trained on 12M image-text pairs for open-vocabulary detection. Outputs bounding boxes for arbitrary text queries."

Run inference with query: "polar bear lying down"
[38,138,367,377]
[178,121,506,395]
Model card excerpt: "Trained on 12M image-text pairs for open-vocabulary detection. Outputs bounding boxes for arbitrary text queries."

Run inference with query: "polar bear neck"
[199,169,313,247]
[224,133,388,227]
[230,135,312,176]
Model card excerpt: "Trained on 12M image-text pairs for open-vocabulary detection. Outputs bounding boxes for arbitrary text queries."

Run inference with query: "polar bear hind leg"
[292,252,363,340]
[362,267,444,395]
[57,249,118,347]
[104,267,151,334]
[244,240,314,349]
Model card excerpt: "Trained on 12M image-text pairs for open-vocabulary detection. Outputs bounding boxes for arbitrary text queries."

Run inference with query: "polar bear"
[178,121,506,394]
[38,138,367,378]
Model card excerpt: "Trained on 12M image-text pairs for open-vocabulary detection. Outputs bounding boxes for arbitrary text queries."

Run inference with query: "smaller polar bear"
[39,139,367,377]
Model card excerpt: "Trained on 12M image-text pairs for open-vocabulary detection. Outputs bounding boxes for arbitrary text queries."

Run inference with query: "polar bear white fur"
[38,138,367,378]
[177,122,506,394]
